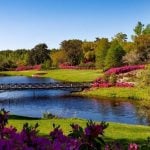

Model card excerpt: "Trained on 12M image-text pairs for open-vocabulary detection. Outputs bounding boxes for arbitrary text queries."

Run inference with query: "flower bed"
[16,65,41,71]
[92,76,134,88]
[105,65,145,75]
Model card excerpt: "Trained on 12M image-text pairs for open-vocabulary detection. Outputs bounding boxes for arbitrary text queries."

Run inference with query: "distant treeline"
[0,21,150,71]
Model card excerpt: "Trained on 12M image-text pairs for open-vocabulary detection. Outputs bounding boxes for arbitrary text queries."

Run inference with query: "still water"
[0,76,149,125]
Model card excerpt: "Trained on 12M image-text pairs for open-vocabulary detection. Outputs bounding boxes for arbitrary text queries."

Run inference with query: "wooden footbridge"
[0,82,91,91]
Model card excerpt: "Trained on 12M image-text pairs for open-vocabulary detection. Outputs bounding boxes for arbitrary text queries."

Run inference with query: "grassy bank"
[79,87,150,100]
[8,116,150,144]
[0,69,102,82]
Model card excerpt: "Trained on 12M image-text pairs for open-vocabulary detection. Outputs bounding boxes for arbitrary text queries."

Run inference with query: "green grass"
[43,69,102,82]
[79,87,150,100]
[8,116,150,144]
[0,70,38,77]
[0,69,103,82]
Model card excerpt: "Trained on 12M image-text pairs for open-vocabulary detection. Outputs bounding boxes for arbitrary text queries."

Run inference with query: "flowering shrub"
[59,62,95,69]
[0,109,108,150]
[105,65,145,75]
[0,109,149,149]
[16,65,41,71]
[92,76,134,88]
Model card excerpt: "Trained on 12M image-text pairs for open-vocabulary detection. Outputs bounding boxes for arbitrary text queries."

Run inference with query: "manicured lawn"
[8,117,150,144]
[0,69,103,82]
[80,87,150,100]
[43,69,102,82]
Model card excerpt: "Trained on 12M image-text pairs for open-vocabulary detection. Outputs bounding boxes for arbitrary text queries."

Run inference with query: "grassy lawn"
[0,70,37,77]
[8,116,150,145]
[0,69,103,82]
[80,87,150,100]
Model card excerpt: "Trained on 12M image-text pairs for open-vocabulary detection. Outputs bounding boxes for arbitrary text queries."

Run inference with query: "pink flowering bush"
[16,65,41,71]
[105,65,145,75]
[92,76,134,88]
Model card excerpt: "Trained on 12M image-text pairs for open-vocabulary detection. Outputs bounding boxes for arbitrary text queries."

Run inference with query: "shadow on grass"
[9,114,40,120]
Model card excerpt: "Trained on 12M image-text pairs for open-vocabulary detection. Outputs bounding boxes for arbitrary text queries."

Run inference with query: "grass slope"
[8,117,150,144]
[80,87,150,100]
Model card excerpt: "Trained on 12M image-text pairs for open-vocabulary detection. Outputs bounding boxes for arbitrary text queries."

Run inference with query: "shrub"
[16,65,41,71]
[105,65,145,75]
[109,74,117,85]
[137,65,150,87]
[0,109,108,150]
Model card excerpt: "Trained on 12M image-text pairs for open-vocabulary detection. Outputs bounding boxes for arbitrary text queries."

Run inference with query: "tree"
[104,40,125,70]
[114,32,127,43]
[133,21,144,36]
[60,39,83,65]
[41,60,52,70]
[143,24,150,35]
[51,50,67,67]
[28,43,51,65]
[95,38,110,69]
[84,51,95,62]
[123,34,150,64]
[82,41,96,63]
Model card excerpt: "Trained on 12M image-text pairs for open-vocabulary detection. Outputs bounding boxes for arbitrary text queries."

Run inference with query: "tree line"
[0,21,150,71]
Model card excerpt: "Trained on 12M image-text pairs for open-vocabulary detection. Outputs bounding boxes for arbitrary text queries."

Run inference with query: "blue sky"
[0,0,149,50]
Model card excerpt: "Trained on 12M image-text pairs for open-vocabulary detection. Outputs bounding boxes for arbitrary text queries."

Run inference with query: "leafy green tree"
[41,60,52,70]
[0,60,16,71]
[133,21,144,36]
[114,32,127,43]
[143,24,150,35]
[123,34,150,64]
[82,41,96,63]
[28,43,51,65]
[95,38,110,69]
[60,39,83,65]
[104,40,125,70]
[51,50,67,67]
[84,51,95,62]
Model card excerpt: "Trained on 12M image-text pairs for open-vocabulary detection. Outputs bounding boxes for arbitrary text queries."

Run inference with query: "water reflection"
[0,76,149,125]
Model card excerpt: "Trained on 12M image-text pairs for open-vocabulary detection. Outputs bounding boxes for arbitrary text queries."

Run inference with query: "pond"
[0,76,149,125]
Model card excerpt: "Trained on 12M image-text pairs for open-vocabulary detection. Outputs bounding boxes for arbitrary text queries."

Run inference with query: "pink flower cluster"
[92,77,134,88]
[105,65,145,75]
[16,65,41,71]
[59,63,79,69]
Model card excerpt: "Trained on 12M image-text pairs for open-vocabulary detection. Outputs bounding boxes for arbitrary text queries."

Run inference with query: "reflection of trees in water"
[135,102,150,125]
[94,98,134,118]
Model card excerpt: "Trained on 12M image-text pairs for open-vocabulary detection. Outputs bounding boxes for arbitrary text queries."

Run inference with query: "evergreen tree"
[104,41,125,70]
[95,38,110,69]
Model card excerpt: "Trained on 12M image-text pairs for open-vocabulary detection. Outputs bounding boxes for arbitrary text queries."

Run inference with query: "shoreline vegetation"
[0,69,150,101]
